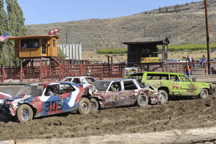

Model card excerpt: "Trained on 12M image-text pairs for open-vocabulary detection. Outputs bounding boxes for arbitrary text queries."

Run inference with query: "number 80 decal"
[171,83,179,89]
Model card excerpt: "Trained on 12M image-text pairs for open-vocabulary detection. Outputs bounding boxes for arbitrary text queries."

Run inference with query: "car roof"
[95,78,135,82]
[64,76,95,78]
[129,72,185,75]
[30,81,78,86]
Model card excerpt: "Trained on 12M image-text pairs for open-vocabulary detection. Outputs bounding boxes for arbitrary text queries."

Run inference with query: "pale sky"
[15,0,201,25]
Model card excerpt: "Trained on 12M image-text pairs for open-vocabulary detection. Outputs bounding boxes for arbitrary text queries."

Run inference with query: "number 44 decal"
[171,83,179,89]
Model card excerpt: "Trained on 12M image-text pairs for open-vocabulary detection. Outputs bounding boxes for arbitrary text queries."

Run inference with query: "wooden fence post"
[60,66,62,81]
[205,63,206,75]
[162,63,165,72]
[1,65,4,82]
[138,64,140,72]
[20,59,23,82]
[100,64,103,80]
[39,58,42,82]
[121,64,124,78]
[80,64,83,76]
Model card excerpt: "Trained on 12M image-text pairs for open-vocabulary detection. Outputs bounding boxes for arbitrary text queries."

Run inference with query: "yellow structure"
[141,57,159,63]
[8,35,60,58]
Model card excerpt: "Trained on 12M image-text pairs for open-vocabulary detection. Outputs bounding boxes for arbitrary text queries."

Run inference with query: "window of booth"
[42,38,47,54]
[53,39,56,47]
[21,39,39,49]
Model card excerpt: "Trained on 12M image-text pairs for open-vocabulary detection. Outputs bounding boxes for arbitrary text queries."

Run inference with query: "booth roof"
[123,37,169,45]
[8,35,60,40]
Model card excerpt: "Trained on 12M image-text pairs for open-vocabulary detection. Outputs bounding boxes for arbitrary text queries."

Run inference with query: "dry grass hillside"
[26,0,216,51]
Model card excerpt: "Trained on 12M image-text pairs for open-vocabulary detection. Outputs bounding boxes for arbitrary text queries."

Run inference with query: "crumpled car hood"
[0,92,12,100]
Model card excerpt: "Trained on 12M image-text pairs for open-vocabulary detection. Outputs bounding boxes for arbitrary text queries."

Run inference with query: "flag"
[0,32,10,42]
[48,28,61,35]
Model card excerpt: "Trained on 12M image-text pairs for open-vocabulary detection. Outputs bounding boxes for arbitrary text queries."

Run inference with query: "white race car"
[62,76,97,88]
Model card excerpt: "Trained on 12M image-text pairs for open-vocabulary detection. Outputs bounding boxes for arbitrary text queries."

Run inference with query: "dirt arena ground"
[0,86,216,141]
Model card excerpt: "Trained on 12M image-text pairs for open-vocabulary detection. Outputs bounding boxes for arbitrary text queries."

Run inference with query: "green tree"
[0,0,7,50]
[159,7,162,13]
[0,0,7,64]
[5,0,26,66]
[14,0,26,36]
[175,5,178,13]
[58,47,66,59]
[5,0,16,66]
[166,8,169,13]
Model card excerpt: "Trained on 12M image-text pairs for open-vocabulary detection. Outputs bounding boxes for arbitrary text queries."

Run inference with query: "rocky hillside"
[26,0,216,50]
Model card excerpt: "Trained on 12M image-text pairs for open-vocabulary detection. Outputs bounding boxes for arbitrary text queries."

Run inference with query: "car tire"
[199,89,208,99]
[90,98,99,114]
[16,104,33,123]
[137,94,149,107]
[158,90,168,104]
[78,98,91,115]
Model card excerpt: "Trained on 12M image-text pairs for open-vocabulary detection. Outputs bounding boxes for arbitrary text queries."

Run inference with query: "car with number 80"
[0,82,95,122]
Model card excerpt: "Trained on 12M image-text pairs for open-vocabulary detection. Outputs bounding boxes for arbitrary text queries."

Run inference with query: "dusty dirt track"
[0,91,216,141]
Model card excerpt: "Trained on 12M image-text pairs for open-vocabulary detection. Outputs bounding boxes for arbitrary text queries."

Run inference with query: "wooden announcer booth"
[8,35,60,58]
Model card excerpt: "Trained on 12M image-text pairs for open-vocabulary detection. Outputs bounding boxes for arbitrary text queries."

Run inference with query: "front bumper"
[210,88,215,94]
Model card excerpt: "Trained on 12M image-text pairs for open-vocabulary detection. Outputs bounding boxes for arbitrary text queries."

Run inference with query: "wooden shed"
[8,35,60,58]
[123,37,169,66]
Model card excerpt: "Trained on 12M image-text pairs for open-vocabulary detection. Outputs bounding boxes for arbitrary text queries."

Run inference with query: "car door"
[179,75,198,96]
[169,74,181,95]
[104,81,122,107]
[145,73,169,89]
[120,80,138,105]
[42,84,62,116]
[41,82,77,116]
[58,82,78,112]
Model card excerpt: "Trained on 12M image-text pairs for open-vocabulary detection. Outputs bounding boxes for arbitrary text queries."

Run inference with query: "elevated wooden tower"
[7,35,71,82]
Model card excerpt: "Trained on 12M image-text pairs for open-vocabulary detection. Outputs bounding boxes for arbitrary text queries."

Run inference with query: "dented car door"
[121,80,138,105]
[104,82,122,107]
[179,75,198,96]
[169,74,181,95]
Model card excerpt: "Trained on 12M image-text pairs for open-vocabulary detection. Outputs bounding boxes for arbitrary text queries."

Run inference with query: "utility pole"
[204,0,210,74]
[144,26,145,37]
[66,30,68,44]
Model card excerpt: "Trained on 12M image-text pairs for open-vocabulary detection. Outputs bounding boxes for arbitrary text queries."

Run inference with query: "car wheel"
[78,98,91,115]
[90,98,99,114]
[158,90,168,104]
[199,89,208,99]
[16,104,33,123]
[137,94,149,107]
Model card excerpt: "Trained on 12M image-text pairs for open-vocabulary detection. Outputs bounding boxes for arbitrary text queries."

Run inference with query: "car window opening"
[60,84,76,94]
[123,81,137,90]
[147,74,169,80]
[73,78,81,84]
[109,82,121,92]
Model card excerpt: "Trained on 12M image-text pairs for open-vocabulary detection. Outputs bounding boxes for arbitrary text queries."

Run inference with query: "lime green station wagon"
[125,72,214,103]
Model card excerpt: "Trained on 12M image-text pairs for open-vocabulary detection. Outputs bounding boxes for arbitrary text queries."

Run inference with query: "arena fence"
[0,61,215,83]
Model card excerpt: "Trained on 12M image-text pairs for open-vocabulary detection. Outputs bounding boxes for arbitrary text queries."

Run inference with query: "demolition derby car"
[125,72,214,103]
[0,81,96,122]
[90,79,160,113]
[62,76,96,88]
